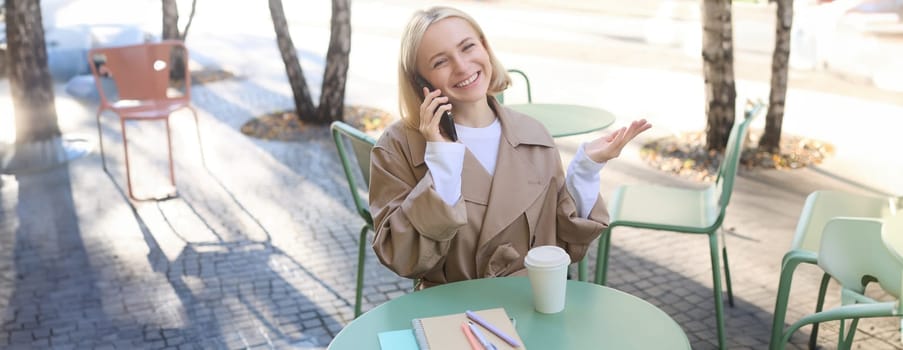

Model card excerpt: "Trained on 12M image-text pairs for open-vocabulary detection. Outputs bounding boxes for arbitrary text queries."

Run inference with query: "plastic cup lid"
[524,245,570,269]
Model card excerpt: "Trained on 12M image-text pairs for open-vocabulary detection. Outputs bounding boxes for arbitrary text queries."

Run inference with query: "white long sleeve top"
[424,119,605,218]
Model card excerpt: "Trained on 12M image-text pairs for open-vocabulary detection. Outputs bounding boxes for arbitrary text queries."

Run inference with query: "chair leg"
[779,303,888,348]
[722,246,734,307]
[594,226,613,285]
[769,254,812,350]
[808,273,831,350]
[577,257,587,282]
[187,106,206,167]
[120,118,177,201]
[720,227,734,307]
[96,111,109,172]
[708,233,727,350]
[837,318,860,350]
[354,225,368,318]
[165,118,176,187]
[120,119,138,200]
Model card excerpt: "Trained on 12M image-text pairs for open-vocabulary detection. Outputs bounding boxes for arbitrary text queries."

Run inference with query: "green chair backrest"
[495,69,533,104]
[713,101,766,213]
[818,217,903,298]
[331,121,377,226]
[882,210,903,260]
[792,191,895,252]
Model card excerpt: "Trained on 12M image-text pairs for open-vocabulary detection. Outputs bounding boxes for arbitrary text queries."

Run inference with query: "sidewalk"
[0,0,901,349]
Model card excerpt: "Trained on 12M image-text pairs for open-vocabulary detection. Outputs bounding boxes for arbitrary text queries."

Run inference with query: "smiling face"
[415,17,493,105]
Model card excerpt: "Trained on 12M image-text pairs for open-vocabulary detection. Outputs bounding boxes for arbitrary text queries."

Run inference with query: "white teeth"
[454,73,478,88]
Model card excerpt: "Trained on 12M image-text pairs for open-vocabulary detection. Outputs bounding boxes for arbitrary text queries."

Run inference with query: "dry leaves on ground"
[240,105,396,141]
[640,130,835,182]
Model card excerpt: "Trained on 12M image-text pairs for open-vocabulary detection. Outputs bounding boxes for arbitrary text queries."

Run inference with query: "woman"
[370,6,651,288]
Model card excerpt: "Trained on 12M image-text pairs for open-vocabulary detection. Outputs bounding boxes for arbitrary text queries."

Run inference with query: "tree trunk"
[161,0,195,82]
[6,0,59,144]
[180,0,198,40]
[161,0,180,40]
[317,0,351,123]
[701,0,737,152]
[759,0,793,153]
[268,0,318,123]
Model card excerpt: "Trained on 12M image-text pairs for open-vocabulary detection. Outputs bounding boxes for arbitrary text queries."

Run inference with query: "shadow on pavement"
[107,160,350,348]
[0,168,152,348]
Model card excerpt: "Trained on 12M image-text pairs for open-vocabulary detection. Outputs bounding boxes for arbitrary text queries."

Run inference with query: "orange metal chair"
[89,40,203,200]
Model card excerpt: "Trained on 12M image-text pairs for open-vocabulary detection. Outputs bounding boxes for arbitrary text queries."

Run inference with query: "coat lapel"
[477,100,555,247]
[461,150,492,205]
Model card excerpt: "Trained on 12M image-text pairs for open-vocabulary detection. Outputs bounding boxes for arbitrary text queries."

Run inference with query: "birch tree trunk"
[268,0,318,122]
[161,0,196,81]
[318,0,351,123]
[6,0,59,144]
[162,0,180,40]
[759,0,793,153]
[702,0,737,152]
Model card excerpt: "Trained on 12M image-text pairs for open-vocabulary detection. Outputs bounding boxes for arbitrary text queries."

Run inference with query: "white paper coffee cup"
[523,245,570,314]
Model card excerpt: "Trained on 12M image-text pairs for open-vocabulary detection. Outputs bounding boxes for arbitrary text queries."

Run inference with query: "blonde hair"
[397,6,510,128]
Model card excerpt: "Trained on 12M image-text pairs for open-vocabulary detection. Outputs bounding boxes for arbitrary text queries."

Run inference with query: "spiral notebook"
[410,308,525,350]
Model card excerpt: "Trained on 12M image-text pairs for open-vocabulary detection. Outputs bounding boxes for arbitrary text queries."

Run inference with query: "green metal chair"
[330,121,376,318]
[495,69,532,104]
[592,101,766,350]
[772,215,903,349]
[769,191,901,349]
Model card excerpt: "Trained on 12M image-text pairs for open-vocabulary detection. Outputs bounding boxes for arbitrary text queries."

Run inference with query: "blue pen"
[465,310,522,347]
[467,321,497,350]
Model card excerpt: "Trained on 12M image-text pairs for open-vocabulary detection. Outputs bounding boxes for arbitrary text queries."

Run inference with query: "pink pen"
[461,322,483,350]
[465,310,521,347]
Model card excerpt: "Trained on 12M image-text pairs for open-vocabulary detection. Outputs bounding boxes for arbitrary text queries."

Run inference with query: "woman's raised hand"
[584,119,652,163]
[419,87,453,142]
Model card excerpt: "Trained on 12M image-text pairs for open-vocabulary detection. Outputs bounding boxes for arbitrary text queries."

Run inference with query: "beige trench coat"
[369,98,609,287]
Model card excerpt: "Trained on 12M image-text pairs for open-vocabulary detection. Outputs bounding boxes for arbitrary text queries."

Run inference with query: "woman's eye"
[432,59,446,69]
[463,43,476,51]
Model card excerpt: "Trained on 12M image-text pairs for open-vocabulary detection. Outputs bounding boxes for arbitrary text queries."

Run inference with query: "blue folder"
[377,329,419,350]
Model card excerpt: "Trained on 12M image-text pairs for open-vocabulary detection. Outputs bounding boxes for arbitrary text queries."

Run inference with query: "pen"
[465,310,522,347]
[468,321,497,350]
[461,322,483,350]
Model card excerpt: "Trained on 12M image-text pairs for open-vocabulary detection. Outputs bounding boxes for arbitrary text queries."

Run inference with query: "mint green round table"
[508,103,616,138]
[328,277,690,350]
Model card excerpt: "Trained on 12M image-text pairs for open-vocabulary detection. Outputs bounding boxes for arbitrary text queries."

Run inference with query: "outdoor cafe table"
[508,103,616,138]
[328,276,690,349]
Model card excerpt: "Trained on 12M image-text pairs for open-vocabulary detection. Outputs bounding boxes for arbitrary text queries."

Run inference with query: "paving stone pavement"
[0,76,899,350]
[1,1,902,349]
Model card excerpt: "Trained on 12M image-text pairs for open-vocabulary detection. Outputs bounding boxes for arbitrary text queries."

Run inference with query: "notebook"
[411,308,525,350]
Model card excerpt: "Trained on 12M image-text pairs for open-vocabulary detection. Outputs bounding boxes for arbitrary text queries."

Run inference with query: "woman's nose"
[448,54,465,73]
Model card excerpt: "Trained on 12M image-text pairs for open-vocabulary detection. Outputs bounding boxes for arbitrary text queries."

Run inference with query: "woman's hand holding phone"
[419,87,455,142]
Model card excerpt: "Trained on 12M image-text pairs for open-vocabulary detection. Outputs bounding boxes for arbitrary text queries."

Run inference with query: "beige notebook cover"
[412,308,525,350]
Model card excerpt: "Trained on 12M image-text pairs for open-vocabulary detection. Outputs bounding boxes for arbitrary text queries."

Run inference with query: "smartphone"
[416,76,457,142]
